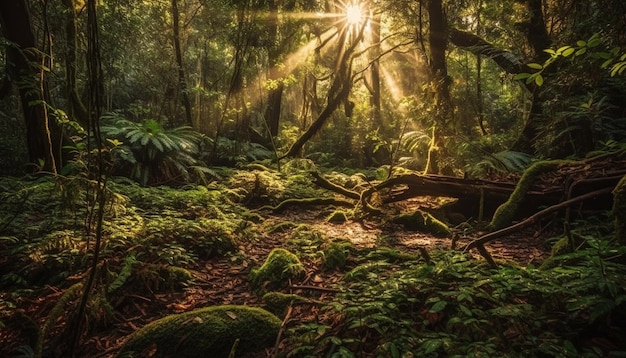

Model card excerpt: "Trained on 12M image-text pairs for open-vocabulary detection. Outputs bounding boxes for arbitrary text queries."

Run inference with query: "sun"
[345,3,363,25]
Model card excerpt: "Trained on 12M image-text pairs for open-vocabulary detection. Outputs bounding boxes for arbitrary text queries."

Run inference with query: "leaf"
[576,40,587,47]
[562,47,575,57]
[534,74,544,86]
[601,58,614,69]
[557,45,573,55]
[513,73,531,80]
[527,63,543,70]
[575,48,587,56]
[587,37,602,48]
[429,300,447,313]
[422,339,442,354]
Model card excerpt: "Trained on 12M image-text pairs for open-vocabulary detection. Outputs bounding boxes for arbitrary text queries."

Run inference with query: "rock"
[116,305,281,358]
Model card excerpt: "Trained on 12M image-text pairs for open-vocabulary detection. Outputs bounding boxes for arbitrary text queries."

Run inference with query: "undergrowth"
[290,233,626,357]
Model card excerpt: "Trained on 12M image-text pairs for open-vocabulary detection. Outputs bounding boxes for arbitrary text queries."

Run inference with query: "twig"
[288,285,343,293]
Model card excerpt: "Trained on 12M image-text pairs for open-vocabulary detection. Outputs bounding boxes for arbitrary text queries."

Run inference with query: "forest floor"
[72,199,552,358]
[4,157,620,357]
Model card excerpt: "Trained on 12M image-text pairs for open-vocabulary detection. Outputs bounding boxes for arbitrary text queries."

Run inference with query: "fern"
[475,150,533,174]
[101,114,207,185]
[108,253,137,294]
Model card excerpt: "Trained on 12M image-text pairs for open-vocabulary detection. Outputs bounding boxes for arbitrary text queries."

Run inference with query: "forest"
[1,0,626,357]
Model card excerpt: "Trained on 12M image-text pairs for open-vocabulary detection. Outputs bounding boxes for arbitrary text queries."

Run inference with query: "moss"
[161,266,193,289]
[285,225,326,259]
[36,282,84,357]
[365,247,419,262]
[613,174,626,243]
[326,209,349,223]
[249,248,304,291]
[323,241,352,269]
[489,160,573,230]
[116,305,281,358]
[343,261,392,282]
[267,221,298,234]
[262,292,308,316]
[392,210,451,237]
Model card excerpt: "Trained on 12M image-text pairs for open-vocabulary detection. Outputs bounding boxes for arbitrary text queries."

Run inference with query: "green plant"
[292,242,626,357]
[101,114,210,185]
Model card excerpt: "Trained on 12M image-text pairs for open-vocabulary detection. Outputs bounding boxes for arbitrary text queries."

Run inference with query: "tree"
[171,0,193,126]
[0,0,57,173]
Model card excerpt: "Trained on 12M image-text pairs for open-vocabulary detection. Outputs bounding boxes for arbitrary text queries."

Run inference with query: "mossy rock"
[392,210,451,237]
[116,305,281,358]
[249,248,304,291]
[326,209,349,223]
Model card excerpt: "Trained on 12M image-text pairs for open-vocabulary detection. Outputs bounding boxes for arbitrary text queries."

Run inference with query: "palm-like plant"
[101,115,211,185]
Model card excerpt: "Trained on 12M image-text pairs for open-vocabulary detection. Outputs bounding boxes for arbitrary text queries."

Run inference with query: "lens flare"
[345,4,363,25]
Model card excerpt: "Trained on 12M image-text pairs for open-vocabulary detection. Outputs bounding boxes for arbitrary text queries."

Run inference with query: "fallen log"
[464,187,614,267]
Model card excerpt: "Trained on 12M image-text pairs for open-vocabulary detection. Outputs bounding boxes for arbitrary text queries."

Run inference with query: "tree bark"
[0,0,56,173]
[263,0,284,138]
[449,28,524,77]
[61,0,88,126]
[425,0,451,174]
[171,0,193,126]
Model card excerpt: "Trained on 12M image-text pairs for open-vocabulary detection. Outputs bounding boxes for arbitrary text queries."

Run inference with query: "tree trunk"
[511,0,551,153]
[263,0,283,138]
[0,0,56,173]
[171,0,193,126]
[61,0,88,126]
[280,15,366,159]
[426,0,451,174]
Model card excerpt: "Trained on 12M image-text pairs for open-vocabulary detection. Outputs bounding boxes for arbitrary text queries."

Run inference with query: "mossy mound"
[392,210,451,237]
[116,305,281,358]
[326,209,349,223]
[262,292,309,316]
[323,241,352,269]
[249,248,304,290]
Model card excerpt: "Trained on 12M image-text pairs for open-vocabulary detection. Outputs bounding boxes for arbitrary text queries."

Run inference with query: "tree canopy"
[1,0,624,176]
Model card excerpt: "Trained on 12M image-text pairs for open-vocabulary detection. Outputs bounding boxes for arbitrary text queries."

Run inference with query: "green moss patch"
[326,209,350,223]
[262,292,309,316]
[249,248,305,291]
[116,305,281,358]
[392,210,451,237]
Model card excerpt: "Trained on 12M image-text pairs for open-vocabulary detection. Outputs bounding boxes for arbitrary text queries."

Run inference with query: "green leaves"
[514,33,626,87]
[100,113,207,185]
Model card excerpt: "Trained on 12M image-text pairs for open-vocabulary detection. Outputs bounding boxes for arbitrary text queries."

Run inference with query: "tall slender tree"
[0,0,56,173]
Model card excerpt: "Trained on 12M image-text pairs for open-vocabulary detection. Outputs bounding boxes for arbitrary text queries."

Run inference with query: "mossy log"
[465,187,614,266]
[261,197,354,213]
[116,305,281,358]
[488,160,574,230]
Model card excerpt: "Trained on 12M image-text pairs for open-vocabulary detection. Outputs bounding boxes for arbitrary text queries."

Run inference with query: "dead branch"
[464,187,614,253]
